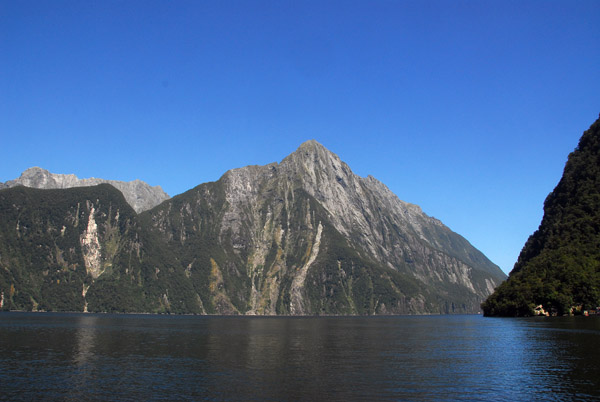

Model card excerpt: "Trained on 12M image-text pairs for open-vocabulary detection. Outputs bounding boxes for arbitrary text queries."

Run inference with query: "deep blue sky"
[1,1,599,274]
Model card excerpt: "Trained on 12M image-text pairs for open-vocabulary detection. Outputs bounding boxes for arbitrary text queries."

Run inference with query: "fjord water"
[1,313,599,401]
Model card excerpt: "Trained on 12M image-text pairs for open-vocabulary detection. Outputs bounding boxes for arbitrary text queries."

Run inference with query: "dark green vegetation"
[1,142,506,315]
[483,116,600,316]
[0,184,196,313]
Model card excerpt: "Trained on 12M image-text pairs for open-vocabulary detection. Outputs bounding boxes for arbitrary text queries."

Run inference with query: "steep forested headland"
[482,115,600,316]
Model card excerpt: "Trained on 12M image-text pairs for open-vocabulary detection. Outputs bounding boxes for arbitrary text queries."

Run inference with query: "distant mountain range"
[0,141,506,314]
[0,167,169,213]
[483,115,600,316]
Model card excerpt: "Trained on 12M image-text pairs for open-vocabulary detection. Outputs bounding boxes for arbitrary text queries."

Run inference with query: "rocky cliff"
[2,167,169,213]
[142,140,506,314]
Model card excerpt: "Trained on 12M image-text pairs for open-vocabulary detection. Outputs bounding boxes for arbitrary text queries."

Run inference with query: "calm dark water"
[1,313,599,401]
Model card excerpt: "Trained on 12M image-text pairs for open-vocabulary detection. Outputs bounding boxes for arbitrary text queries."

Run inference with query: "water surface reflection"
[0,313,598,401]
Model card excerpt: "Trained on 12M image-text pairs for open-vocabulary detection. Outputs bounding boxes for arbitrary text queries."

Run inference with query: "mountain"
[1,167,169,213]
[141,140,505,315]
[0,141,506,314]
[482,115,600,316]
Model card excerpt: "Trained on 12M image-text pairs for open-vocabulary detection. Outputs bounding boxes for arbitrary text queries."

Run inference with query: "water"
[1,313,599,401]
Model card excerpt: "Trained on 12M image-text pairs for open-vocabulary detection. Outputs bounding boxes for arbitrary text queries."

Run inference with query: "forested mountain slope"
[482,115,600,316]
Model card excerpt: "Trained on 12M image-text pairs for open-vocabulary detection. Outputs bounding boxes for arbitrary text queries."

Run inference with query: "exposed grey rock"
[1,167,169,213]
[278,140,503,289]
[146,139,506,315]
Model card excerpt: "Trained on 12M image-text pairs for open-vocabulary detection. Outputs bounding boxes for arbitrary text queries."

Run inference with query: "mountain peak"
[21,166,49,175]
[290,140,335,161]
[297,139,325,150]
[285,140,341,166]
[189,139,504,313]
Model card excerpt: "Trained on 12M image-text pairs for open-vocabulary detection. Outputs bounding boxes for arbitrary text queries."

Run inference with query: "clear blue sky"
[1,1,599,274]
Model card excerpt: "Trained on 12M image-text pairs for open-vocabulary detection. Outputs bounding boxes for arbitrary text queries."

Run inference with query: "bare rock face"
[2,167,169,213]
[145,140,507,315]
[278,141,503,290]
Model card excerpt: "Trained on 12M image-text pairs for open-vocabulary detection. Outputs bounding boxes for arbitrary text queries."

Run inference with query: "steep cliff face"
[142,141,505,315]
[482,115,600,317]
[2,167,169,213]
[279,141,503,293]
